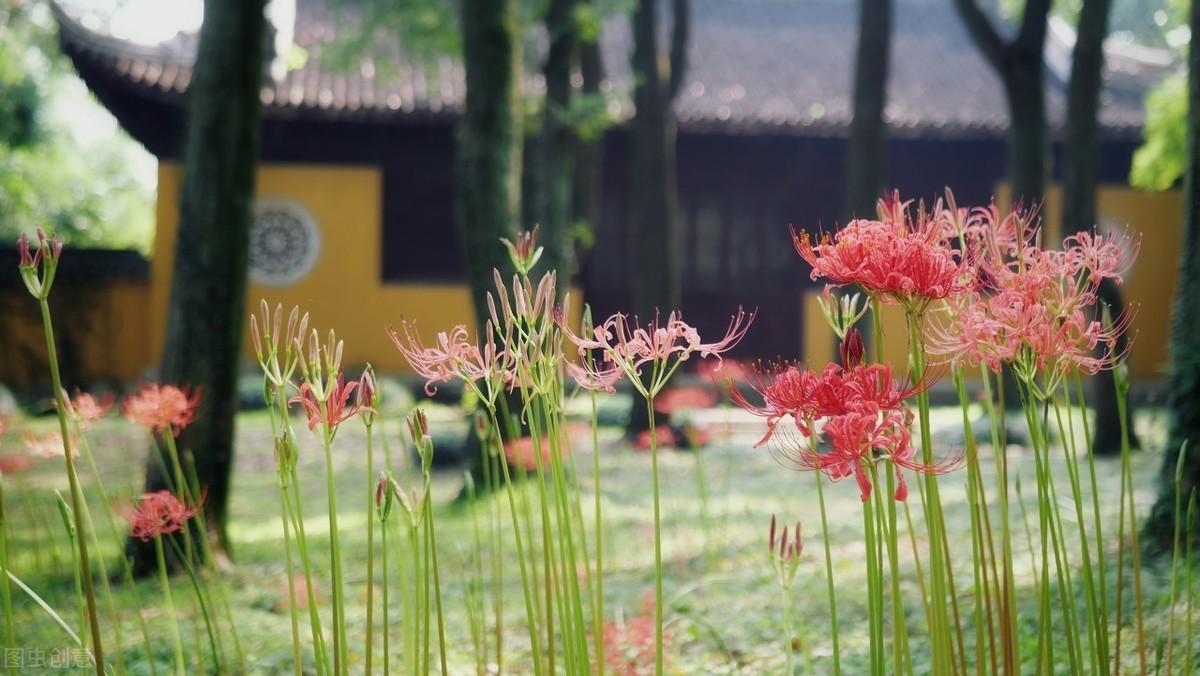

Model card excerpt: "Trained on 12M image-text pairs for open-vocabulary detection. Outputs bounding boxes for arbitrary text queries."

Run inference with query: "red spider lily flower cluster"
[16,229,64,300]
[63,391,113,427]
[732,331,957,502]
[653,385,718,414]
[123,384,201,437]
[768,515,803,589]
[559,307,755,397]
[793,192,975,312]
[928,206,1139,392]
[125,490,203,541]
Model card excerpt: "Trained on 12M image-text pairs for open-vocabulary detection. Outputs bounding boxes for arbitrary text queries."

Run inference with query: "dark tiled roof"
[52,0,1171,140]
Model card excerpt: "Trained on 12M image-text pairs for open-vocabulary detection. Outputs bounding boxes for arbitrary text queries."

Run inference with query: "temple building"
[2,0,1180,385]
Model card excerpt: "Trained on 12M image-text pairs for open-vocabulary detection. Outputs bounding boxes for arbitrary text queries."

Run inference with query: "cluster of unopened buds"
[768,515,803,590]
[16,229,63,300]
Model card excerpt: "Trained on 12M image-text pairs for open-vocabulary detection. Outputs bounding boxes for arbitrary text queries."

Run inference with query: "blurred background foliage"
[0,1,153,253]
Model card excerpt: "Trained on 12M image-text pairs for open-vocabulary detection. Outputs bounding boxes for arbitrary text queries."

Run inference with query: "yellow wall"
[152,162,482,374]
[802,183,1182,380]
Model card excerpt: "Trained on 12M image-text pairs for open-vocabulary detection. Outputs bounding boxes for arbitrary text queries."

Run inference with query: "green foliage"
[1131,73,1189,190]
[0,2,152,252]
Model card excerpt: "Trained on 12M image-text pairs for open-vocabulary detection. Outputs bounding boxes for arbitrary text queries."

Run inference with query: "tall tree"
[1145,0,1200,549]
[536,0,580,295]
[458,0,523,331]
[1059,0,1138,456]
[626,0,689,435]
[954,0,1052,205]
[141,0,267,559]
[844,0,892,218]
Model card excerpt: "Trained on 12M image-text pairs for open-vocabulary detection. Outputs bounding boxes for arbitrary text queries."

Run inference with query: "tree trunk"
[135,0,267,571]
[626,0,689,436]
[844,0,892,219]
[572,34,606,268]
[1059,0,1134,456]
[1003,60,1047,206]
[457,0,523,490]
[1144,0,1200,550]
[458,0,522,330]
[537,0,579,296]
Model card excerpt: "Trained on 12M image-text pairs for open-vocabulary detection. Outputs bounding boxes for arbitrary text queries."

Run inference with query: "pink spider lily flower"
[123,384,202,437]
[559,306,755,398]
[125,490,204,541]
[387,319,511,403]
[63,391,114,427]
[289,372,367,433]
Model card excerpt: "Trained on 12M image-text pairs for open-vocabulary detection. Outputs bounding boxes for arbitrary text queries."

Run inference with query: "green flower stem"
[881,466,912,676]
[1115,374,1147,674]
[1050,390,1105,674]
[38,298,104,672]
[167,536,220,670]
[904,310,953,675]
[814,473,841,676]
[318,422,347,675]
[364,423,376,675]
[380,508,391,676]
[860,469,882,676]
[274,392,329,676]
[783,586,795,676]
[1166,442,1189,673]
[155,536,187,676]
[590,389,605,676]
[982,368,1018,672]
[1073,373,1109,659]
[425,490,450,676]
[647,394,666,676]
[0,472,13,665]
[954,367,991,675]
[76,425,155,676]
[487,409,543,675]
[1185,490,1196,676]
[279,486,303,676]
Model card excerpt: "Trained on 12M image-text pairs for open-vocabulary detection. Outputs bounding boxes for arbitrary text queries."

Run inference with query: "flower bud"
[840,329,865,368]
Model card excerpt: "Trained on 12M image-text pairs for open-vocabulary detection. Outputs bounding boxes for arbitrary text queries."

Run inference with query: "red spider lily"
[603,590,666,676]
[559,307,755,397]
[653,386,717,414]
[928,212,1139,387]
[634,426,676,451]
[503,435,568,472]
[125,490,204,541]
[64,391,114,427]
[792,192,976,311]
[387,320,508,397]
[0,454,33,475]
[123,384,201,437]
[16,229,64,299]
[289,372,366,432]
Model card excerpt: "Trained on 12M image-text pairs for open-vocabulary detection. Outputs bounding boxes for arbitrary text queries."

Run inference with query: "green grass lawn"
[0,401,1185,674]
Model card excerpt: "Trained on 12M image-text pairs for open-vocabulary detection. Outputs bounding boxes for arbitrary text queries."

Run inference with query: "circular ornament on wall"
[248,197,322,286]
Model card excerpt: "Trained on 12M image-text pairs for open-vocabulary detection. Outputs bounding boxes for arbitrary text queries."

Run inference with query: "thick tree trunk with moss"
[626,0,689,436]
[844,0,891,219]
[1144,0,1200,550]
[536,0,579,296]
[457,0,523,491]
[134,0,266,571]
[1059,0,1135,455]
[458,0,522,330]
